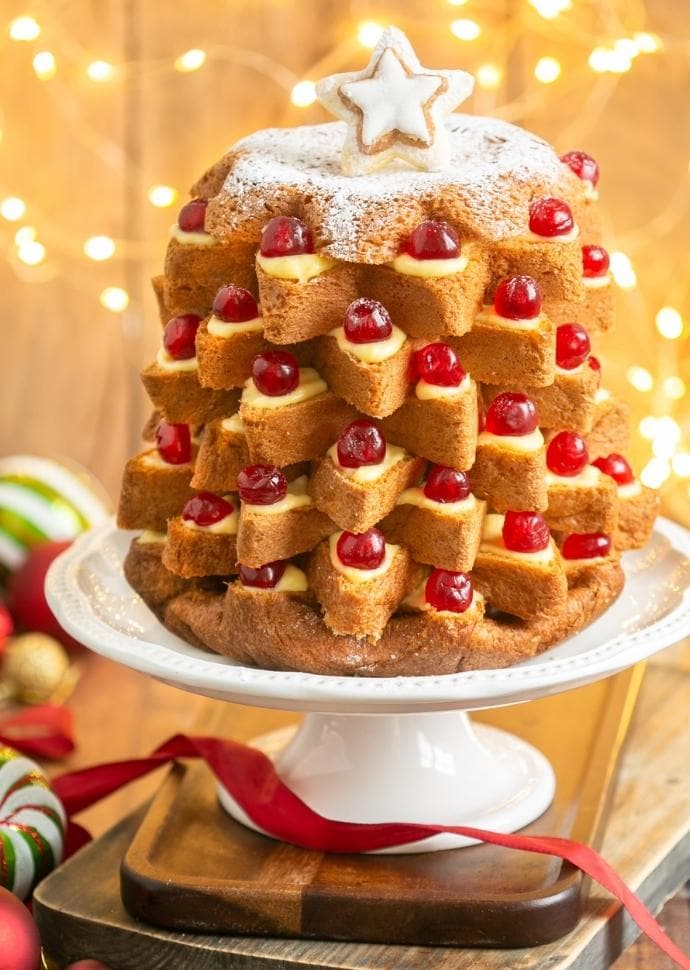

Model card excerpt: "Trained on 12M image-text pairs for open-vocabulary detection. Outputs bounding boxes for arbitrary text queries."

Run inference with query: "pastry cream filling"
[207,314,263,337]
[241,367,327,409]
[403,577,483,618]
[480,513,555,564]
[140,450,189,470]
[583,274,611,290]
[526,224,580,244]
[183,501,238,535]
[169,224,218,246]
[329,532,397,583]
[594,387,612,404]
[332,323,407,363]
[618,480,642,499]
[396,487,476,517]
[256,251,337,283]
[545,465,602,488]
[564,553,607,567]
[415,373,471,401]
[156,347,198,372]
[389,252,469,279]
[477,428,544,453]
[328,442,406,483]
[475,308,543,332]
[221,412,245,434]
[555,363,585,377]
[244,475,312,516]
[244,564,308,593]
[138,530,166,544]
[582,181,599,202]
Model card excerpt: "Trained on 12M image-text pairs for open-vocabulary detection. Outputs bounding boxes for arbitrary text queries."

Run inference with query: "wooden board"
[107,666,646,948]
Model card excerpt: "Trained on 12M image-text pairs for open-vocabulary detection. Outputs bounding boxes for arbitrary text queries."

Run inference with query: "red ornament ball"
[7,541,81,651]
[556,323,591,370]
[415,343,465,387]
[337,420,386,469]
[546,431,589,477]
[252,351,300,396]
[343,298,393,343]
[177,198,208,233]
[237,465,287,506]
[155,421,192,465]
[485,392,538,436]
[494,275,542,320]
[423,466,471,503]
[0,887,41,970]
[404,220,460,260]
[182,492,234,527]
[528,197,574,237]
[260,216,314,257]
[336,529,386,570]
[560,150,600,187]
[212,284,259,323]
[592,453,635,485]
[502,511,551,553]
[162,314,202,360]
[425,569,473,613]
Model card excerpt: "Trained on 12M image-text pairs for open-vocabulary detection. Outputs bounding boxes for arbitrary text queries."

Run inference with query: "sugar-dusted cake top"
[203,116,582,263]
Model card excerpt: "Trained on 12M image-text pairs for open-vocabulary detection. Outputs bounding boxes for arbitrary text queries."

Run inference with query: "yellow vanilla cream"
[221,412,245,434]
[241,367,327,409]
[156,347,198,372]
[182,498,239,535]
[256,251,336,283]
[477,428,544,454]
[618,480,642,499]
[474,308,543,332]
[396,487,476,517]
[526,224,580,244]
[415,373,471,401]
[480,513,555,564]
[138,530,166,544]
[583,274,611,290]
[332,323,407,363]
[545,465,602,489]
[244,475,312,516]
[207,314,263,337]
[389,252,469,279]
[169,224,218,246]
[328,442,406,483]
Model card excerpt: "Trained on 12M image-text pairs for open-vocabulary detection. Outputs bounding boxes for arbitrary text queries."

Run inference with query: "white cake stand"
[46,518,690,853]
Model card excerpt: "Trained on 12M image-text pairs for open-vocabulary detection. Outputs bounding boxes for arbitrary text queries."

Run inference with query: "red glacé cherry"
[546,431,589,477]
[337,420,386,468]
[415,343,465,387]
[336,528,386,570]
[260,216,314,257]
[529,197,574,237]
[163,314,202,360]
[502,511,551,553]
[592,453,635,485]
[425,569,473,613]
[182,492,234,526]
[423,466,471,503]
[485,392,538,436]
[556,323,590,370]
[240,560,287,588]
[343,298,393,343]
[494,275,542,320]
[582,244,610,278]
[562,532,612,560]
[155,421,192,465]
[404,220,460,260]
[560,150,600,187]
[252,351,300,396]
[212,284,259,322]
[178,198,208,233]
[237,465,287,505]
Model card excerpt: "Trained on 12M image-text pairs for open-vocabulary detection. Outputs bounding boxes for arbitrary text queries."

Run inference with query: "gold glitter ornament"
[1,634,70,704]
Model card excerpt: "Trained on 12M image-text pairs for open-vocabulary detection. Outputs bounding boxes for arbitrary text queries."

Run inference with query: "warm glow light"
[639,416,658,440]
[589,46,632,74]
[450,19,481,41]
[9,16,40,41]
[614,38,639,60]
[357,21,383,48]
[641,457,671,488]
[656,306,684,340]
[626,365,654,392]
[663,376,686,400]
[1,197,26,221]
[291,80,317,108]
[589,47,610,73]
[633,32,663,54]
[651,416,681,460]
[14,225,36,245]
[174,49,206,73]
[87,60,115,82]
[529,0,571,19]
[609,251,637,289]
[672,452,690,478]
[448,0,469,5]
[84,235,116,261]
[148,184,178,208]
[32,51,56,79]
[534,56,561,84]
[476,63,503,91]
[100,286,129,312]
[17,240,45,266]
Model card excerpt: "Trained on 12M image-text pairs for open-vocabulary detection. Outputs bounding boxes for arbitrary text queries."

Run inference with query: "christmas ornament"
[0,885,41,970]
[0,746,66,900]
[1,634,71,704]
[8,541,81,651]
[0,602,13,654]
[0,455,110,583]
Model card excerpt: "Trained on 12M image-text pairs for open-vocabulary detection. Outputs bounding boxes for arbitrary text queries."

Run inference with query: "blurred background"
[0,0,688,521]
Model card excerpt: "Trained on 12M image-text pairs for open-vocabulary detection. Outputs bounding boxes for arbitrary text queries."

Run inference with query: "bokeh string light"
[0,2,688,506]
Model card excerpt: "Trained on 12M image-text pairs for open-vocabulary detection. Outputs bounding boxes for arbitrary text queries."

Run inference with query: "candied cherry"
[337,420,386,468]
[155,421,191,465]
[562,532,612,560]
[163,313,202,360]
[423,466,471,503]
[240,560,287,588]
[260,216,314,257]
[404,220,460,260]
[415,343,465,387]
[556,323,590,370]
[336,528,386,570]
[343,298,393,343]
[178,198,208,233]
[252,351,300,396]
[425,569,473,613]
[494,275,542,320]
[592,453,635,485]
[546,431,589,477]
[182,492,234,527]
[502,511,551,553]
[582,244,610,278]
[237,465,287,505]
[212,284,259,322]
[560,150,600,187]
[485,393,538,436]
[529,197,574,237]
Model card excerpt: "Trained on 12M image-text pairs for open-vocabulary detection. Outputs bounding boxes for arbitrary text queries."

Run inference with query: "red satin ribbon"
[0,704,74,760]
[53,734,690,969]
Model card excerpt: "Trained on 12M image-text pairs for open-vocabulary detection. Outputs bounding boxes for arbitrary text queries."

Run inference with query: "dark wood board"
[115,665,644,948]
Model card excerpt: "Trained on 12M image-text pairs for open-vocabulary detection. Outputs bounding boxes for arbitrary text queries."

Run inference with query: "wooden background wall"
[0,0,688,521]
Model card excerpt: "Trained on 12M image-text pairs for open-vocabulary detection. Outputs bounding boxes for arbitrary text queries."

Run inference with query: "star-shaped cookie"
[316,27,474,175]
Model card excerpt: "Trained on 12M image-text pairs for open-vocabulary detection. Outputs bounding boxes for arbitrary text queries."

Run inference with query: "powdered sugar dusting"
[208,115,579,263]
